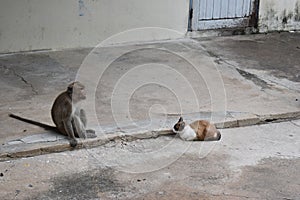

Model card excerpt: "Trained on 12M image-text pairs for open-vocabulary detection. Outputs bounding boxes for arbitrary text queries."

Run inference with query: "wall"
[0,0,189,53]
[259,0,300,32]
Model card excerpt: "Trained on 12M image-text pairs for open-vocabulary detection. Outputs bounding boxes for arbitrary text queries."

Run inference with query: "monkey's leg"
[80,109,96,138]
[72,116,87,139]
[63,120,78,147]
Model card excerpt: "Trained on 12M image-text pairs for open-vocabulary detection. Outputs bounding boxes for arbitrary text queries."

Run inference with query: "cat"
[172,117,221,141]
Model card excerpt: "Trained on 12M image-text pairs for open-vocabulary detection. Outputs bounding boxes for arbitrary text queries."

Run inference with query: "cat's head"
[173,117,185,132]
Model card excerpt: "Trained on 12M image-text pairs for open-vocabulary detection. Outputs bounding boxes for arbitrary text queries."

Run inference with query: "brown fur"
[189,120,221,141]
[51,82,96,147]
[9,82,96,148]
[173,117,221,141]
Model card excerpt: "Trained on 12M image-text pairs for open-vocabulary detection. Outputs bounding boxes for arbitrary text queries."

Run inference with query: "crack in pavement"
[235,68,271,89]
[201,44,300,93]
[210,193,260,199]
[202,49,271,90]
[290,121,300,128]
[2,65,38,95]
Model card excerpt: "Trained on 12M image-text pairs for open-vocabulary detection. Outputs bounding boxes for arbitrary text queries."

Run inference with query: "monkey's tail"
[9,113,57,131]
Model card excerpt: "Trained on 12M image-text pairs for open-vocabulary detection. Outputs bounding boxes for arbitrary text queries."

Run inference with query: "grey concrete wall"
[259,0,300,32]
[0,0,189,53]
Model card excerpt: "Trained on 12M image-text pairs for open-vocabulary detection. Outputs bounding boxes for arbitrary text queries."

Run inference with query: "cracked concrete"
[0,121,299,199]
[1,65,38,95]
[195,32,300,91]
[235,68,271,90]
[0,32,300,160]
[1,111,299,161]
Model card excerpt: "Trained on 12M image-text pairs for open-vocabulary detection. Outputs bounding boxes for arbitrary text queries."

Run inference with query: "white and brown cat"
[172,117,221,141]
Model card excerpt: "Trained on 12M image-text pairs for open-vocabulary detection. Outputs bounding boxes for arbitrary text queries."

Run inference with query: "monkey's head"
[173,117,185,132]
[67,82,86,103]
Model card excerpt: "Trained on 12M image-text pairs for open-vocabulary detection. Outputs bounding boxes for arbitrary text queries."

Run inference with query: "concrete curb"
[1,111,300,161]
[215,111,300,129]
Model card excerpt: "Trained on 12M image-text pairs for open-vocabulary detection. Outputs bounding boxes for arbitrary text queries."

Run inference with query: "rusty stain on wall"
[260,0,300,32]
[264,1,276,21]
[294,1,300,21]
[282,9,293,25]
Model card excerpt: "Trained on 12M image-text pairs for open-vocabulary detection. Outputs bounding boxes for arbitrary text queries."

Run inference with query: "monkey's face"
[78,88,86,100]
[74,86,86,101]
[69,82,86,102]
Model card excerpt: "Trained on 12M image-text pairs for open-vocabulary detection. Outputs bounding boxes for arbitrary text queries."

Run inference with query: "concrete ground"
[0,121,299,199]
[0,32,300,199]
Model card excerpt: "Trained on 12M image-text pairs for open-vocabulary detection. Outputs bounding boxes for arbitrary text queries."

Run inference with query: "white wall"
[0,0,189,53]
[259,0,300,32]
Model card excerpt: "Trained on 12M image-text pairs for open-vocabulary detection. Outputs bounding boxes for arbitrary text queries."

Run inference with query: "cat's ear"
[178,117,183,122]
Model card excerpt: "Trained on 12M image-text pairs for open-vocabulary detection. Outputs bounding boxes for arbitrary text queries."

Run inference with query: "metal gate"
[190,0,259,30]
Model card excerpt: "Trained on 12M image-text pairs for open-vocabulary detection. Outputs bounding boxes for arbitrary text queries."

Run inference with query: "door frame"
[188,0,260,31]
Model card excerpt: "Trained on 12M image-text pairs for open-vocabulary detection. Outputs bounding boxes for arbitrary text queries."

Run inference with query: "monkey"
[9,82,96,147]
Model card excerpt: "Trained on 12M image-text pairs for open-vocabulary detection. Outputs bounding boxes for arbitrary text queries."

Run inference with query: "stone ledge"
[1,111,300,161]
